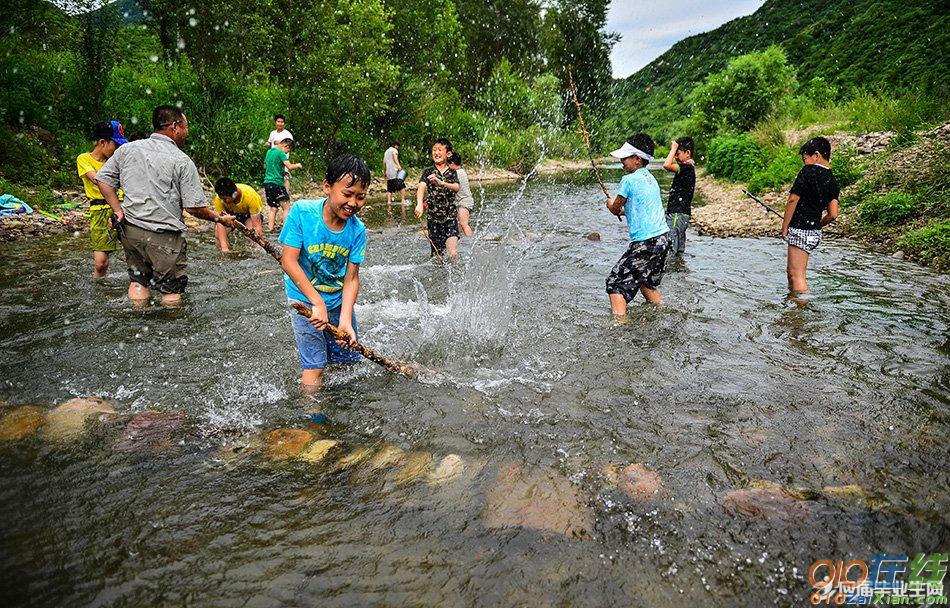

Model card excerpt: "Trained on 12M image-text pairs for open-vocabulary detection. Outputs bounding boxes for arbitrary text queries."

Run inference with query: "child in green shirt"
[264,138,301,231]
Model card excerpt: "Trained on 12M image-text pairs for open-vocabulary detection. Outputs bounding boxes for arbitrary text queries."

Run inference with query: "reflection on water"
[0,171,948,607]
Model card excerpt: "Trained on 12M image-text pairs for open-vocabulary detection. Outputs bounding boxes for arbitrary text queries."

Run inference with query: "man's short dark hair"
[326,154,370,188]
[433,137,452,151]
[627,133,656,159]
[799,136,832,160]
[274,114,285,121]
[675,136,694,154]
[391,140,400,148]
[92,120,113,142]
[214,177,238,197]
[279,137,295,150]
[152,105,185,131]
[448,151,462,165]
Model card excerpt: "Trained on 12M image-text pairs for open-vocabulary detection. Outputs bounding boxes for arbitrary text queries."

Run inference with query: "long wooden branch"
[231,220,282,262]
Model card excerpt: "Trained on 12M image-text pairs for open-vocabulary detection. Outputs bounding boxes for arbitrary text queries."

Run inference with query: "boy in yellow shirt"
[76,120,126,278]
[212,177,265,252]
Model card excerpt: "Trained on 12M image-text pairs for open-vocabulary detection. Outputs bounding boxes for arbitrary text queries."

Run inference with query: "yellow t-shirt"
[212,183,264,215]
[76,152,122,201]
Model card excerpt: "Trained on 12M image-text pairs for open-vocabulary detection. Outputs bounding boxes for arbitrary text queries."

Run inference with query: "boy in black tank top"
[781,137,841,295]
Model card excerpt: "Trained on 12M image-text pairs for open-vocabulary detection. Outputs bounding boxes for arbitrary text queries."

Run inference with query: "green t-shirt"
[264,147,288,185]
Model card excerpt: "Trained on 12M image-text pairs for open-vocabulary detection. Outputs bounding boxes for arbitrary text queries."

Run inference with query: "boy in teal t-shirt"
[604,133,671,314]
[279,154,369,393]
[264,138,301,231]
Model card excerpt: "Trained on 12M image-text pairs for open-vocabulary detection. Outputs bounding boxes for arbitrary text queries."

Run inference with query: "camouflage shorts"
[606,233,671,302]
[89,204,118,252]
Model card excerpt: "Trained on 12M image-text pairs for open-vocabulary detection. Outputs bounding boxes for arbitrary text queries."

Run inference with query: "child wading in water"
[279,155,368,398]
[264,138,302,231]
[605,133,671,314]
[415,138,461,259]
[782,136,840,295]
[662,136,695,257]
[77,120,127,277]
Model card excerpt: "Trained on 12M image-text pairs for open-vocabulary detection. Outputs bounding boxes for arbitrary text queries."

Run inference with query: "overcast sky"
[607,0,766,79]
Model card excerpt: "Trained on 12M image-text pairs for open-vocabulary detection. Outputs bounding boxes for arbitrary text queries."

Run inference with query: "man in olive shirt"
[97,105,231,307]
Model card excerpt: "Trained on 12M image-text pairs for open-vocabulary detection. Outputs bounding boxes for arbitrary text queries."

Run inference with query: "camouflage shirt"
[419,165,459,222]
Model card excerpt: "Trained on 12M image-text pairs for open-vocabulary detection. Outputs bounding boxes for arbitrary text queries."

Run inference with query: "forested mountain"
[607,0,950,139]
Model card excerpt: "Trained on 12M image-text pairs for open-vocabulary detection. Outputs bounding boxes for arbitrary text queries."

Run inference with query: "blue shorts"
[288,300,361,369]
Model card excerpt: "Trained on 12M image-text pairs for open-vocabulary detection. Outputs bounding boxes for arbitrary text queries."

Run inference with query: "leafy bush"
[707,134,763,181]
[831,144,864,191]
[688,46,796,133]
[859,192,917,225]
[747,146,801,194]
[846,90,950,135]
[898,221,950,271]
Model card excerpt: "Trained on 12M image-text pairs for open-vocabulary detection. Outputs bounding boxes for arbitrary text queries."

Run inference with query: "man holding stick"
[97,105,232,307]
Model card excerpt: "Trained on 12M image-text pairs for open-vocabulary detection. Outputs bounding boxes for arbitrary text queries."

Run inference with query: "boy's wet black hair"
[326,154,371,188]
[279,137,295,150]
[627,133,656,159]
[448,151,462,165]
[152,105,185,131]
[799,136,832,160]
[433,137,453,151]
[92,120,113,142]
[274,113,285,121]
[675,136,694,154]
[214,177,238,197]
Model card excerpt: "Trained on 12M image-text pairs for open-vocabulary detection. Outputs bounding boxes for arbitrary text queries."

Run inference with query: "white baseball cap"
[609,141,653,162]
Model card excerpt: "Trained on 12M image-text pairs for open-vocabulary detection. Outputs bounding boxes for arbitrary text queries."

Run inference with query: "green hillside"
[606,0,950,140]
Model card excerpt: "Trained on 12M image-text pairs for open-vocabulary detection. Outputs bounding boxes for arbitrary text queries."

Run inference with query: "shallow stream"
[1,170,947,607]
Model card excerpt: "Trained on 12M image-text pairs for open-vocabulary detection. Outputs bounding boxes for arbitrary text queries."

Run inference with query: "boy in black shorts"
[264,138,301,231]
[781,136,840,295]
[414,137,461,259]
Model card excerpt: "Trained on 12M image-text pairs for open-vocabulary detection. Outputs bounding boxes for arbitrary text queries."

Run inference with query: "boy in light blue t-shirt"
[279,154,369,393]
[604,133,671,314]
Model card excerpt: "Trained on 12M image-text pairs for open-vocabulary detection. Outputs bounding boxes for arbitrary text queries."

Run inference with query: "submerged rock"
[44,397,116,442]
[297,439,340,463]
[0,406,47,441]
[367,445,407,470]
[114,411,188,453]
[483,463,593,539]
[331,446,375,472]
[262,428,313,461]
[392,451,433,484]
[602,463,665,501]
[427,454,465,485]
[722,482,811,521]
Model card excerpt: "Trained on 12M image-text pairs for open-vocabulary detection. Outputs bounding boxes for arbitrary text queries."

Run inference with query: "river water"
[0,170,948,607]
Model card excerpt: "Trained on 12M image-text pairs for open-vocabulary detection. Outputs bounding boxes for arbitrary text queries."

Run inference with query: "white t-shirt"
[383,146,400,179]
[455,167,474,209]
[268,128,294,146]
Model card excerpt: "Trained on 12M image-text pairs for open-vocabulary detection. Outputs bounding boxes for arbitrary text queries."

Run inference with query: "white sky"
[607,0,766,79]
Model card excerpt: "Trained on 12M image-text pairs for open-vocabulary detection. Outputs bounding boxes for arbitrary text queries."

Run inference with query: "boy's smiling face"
[323,175,367,222]
[431,143,447,164]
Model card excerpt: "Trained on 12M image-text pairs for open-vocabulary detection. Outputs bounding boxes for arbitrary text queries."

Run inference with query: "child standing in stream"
[77,120,127,278]
[279,154,369,397]
[604,133,671,314]
[782,136,840,295]
[662,136,696,257]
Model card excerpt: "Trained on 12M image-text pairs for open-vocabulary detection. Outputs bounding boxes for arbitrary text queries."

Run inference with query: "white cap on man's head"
[609,141,653,162]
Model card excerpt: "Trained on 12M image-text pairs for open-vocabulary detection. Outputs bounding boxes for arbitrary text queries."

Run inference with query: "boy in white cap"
[604,133,671,314]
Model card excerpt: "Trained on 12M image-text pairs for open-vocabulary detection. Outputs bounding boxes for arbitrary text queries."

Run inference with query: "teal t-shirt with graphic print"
[278,198,366,310]
[618,167,669,242]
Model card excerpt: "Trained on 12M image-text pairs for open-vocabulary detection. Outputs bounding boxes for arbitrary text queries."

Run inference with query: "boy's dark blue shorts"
[264,183,290,208]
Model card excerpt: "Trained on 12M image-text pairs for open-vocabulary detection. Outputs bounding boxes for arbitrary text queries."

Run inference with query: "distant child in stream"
[782,136,840,295]
[77,120,127,277]
[662,136,695,256]
[448,151,475,237]
[279,154,368,398]
[605,133,671,314]
[415,138,461,259]
[264,138,302,232]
